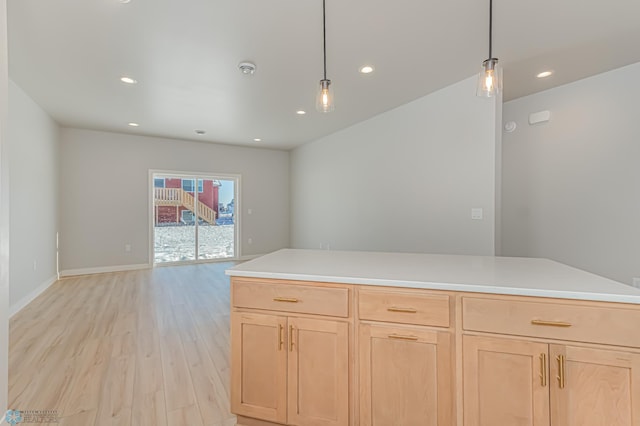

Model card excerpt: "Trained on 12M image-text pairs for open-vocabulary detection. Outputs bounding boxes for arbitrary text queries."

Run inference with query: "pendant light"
[476,0,502,97]
[316,0,335,112]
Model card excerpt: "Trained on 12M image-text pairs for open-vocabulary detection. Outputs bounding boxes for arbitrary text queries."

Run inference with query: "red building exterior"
[155,178,220,224]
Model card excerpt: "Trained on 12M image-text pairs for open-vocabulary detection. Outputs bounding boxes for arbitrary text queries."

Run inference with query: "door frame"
[148,169,241,265]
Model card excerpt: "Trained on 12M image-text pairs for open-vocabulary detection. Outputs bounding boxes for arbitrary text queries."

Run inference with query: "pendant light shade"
[316,79,335,113]
[316,0,334,112]
[476,0,502,97]
[477,58,502,97]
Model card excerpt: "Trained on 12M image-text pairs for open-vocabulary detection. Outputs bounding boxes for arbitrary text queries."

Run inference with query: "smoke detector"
[238,62,257,75]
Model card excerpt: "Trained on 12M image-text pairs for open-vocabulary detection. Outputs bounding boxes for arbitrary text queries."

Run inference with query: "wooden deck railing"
[154,187,217,225]
[154,188,183,205]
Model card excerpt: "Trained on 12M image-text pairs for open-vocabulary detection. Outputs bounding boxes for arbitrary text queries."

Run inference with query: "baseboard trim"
[59,256,259,277]
[60,263,150,277]
[9,275,58,318]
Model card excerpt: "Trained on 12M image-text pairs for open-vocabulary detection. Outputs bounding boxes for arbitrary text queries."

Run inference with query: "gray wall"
[291,76,499,255]
[0,0,9,412]
[8,81,59,308]
[501,62,640,284]
[59,128,290,272]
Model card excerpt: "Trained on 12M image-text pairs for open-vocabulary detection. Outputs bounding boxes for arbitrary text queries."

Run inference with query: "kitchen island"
[226,249,640,426]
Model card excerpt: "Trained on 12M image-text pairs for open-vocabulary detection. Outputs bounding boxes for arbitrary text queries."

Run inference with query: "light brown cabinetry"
[463,297,640,426]
[463,296,640,347]
[287,317,349,426]
[463,335,550,426]
[230,276,640,426]
[231,312,288,424]
[358,288,453,426]
[358,289,450,327]
[359,323,452,426]
[549,345,640,426]
[231,279,350,426]
[233,279,350,318]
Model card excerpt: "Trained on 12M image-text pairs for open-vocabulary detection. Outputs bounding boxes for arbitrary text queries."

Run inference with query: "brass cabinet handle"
[289,325,295,351]
[274,297,299,303]
[557,355,566,389]
[278,324,284,351]
[539,353,547,387]
[388,334,419,341]
[387,306,418,314]
[531,319,572,328]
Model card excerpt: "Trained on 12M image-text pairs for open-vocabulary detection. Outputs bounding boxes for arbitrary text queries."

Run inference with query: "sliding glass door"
[197,178,236,259]
[152,172,238,264]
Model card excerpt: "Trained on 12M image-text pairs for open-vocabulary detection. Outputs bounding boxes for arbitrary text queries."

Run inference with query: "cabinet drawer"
[359,289,450,327]
[232,279,349,317]
[463,297,640,348]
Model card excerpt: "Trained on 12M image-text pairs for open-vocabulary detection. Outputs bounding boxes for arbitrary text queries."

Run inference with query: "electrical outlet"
[125,244,132,252]
[471,208,483,220]
[247,238,253,245]
[632,277,640,289]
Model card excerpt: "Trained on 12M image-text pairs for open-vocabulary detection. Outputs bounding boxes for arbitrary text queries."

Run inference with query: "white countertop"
[226,249,640,304]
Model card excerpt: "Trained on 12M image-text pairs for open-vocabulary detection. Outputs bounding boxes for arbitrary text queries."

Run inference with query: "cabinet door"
[287,317,349,426]
[359,323,453,426]
[463,335,549,426]
[231,312,287,424]
[550,345,640,426]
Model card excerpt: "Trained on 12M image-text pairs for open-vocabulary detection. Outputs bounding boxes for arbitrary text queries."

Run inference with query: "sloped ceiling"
[8,0,640,149]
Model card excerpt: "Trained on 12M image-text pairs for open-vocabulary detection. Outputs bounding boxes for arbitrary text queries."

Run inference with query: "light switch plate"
[471,208,483,220]
[632,277,640,289]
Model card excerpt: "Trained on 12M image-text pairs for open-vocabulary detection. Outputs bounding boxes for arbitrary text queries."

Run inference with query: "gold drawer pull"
[388,334,419,341]
[557,355,566,389]
[273,297,299,303]
[289,325,295,351]
[387,306,418,314]
[539,353,547,387]
[278,324,284,351]
[531,319,572,328]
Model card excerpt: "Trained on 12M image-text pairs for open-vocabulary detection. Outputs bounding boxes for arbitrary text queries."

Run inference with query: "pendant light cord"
[323,0,327,80]
[488,0,493,59]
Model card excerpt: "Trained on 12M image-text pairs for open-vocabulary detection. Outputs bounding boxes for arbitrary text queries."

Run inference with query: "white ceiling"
[8,0,640,150]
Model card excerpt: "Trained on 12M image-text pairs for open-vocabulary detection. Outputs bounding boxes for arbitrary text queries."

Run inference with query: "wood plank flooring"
[8,262,238,426]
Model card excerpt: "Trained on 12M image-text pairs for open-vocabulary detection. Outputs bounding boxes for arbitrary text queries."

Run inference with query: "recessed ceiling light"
[238,62,257,75]
[128,122,139,127]
[253,138,262,142]
[359,65,374,74]
[119,0,131,3]
[195,130,206,135]
[120,76,137,84]
[296,110,306,115]
[537,71,553,78]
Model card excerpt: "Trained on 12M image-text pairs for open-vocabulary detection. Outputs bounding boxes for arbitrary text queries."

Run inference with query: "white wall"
[0,0,9,413]
[494,99,503,255]
[59,128,290,272]
[501,62,640,284]
[291,76,499,255]
[8,81,59,310]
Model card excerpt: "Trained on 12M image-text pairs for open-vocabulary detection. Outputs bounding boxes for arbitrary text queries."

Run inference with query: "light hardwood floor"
[9,262,238,426]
